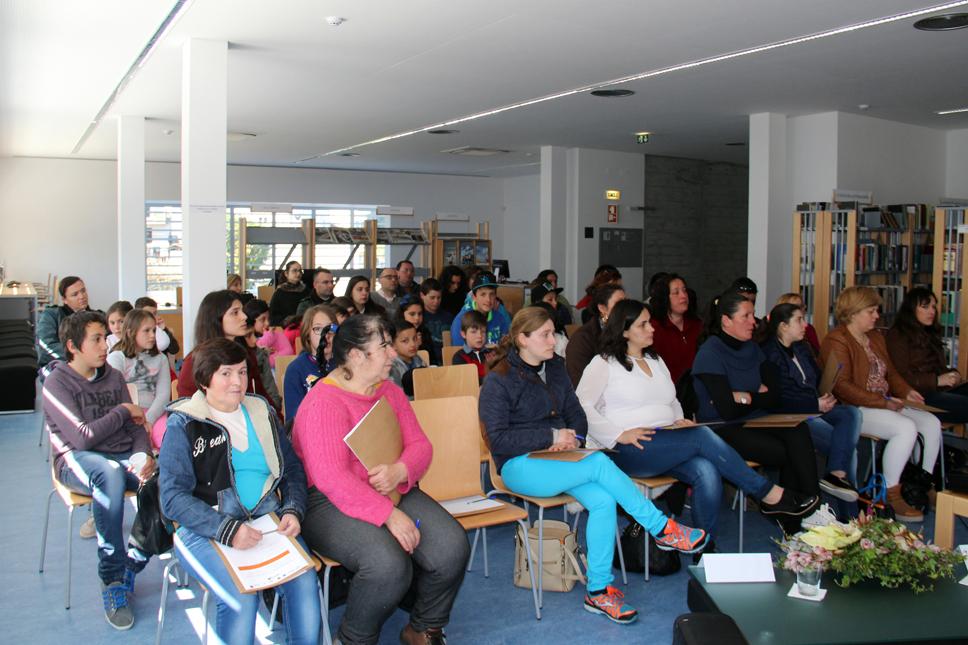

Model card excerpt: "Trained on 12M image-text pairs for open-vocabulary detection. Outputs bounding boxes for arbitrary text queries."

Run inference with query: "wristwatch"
[740,396,749,405]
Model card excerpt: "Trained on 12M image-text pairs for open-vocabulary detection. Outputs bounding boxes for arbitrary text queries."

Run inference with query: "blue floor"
[4,407,966,644]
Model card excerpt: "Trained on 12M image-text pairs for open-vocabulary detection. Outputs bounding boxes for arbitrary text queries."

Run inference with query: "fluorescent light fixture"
[313,0,968,158]
[937,107,968,114]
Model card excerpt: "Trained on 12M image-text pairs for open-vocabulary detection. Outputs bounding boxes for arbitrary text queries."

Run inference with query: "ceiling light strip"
[71,0,194,154]
[937,107,968,114]
[314,0,968,158]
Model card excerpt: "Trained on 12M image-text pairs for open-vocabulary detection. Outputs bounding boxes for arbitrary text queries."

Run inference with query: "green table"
[687,565,968,644]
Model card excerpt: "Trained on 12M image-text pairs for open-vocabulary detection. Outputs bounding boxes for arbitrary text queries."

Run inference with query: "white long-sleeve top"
[575,354,684,449]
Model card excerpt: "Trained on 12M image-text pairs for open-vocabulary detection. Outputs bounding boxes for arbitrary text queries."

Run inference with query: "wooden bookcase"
[932,206,968,374]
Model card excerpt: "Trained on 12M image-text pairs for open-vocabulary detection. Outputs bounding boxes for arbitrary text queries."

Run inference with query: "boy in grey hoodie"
[42,311,154,630]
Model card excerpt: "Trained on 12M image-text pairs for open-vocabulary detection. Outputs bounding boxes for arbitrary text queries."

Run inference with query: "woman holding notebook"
[480,306,708,626]
[159,338,320,645]
[292,314,469,645]
[576,300,819,554]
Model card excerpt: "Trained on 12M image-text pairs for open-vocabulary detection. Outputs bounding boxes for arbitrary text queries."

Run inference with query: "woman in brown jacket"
[886,287,968,424]
[820,286,941,522]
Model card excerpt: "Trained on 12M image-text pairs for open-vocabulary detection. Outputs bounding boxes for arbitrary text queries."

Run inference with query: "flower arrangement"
[776,511,964,593]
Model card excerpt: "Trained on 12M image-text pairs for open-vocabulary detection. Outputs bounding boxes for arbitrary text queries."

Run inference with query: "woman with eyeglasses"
[283,305,339,424]
[268,261,309,326]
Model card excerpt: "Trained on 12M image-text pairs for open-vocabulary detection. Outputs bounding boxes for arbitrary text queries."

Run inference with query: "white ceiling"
[2,0,967,177]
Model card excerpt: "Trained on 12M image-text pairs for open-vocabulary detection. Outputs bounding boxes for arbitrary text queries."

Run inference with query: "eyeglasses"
[311,323,339,335]
[365,339,393,357]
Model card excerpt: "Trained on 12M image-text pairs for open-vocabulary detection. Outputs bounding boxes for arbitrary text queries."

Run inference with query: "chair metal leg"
[537,507,544,608]
[482,527,489,578]
[322,565,333,645]
[201,588,210,645]
[644,489,652,582]
[516,519,541,621]
[615,524,627,585]
[39,418,46,447]
[738,490,745,553]
[466,529,480,572]
[269,592,280,631]
[38,489,55,573]
[155,557,179,645]
[730,488,740,511]
[65,504,75,609]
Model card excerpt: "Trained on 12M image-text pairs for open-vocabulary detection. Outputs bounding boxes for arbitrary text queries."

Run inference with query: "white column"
[181,39,227,352]
[117,115,146,302]
[539,146,571,294]
[747,112,788,316]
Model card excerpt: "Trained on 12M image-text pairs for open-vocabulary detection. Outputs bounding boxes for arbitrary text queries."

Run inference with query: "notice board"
[598,228,643,267]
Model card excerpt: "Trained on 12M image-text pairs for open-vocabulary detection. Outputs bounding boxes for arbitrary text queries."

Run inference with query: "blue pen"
[415,519,421,529]
[574,434,585,442]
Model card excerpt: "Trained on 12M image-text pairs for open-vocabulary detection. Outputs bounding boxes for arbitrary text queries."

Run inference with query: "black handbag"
[613,521,681,576]
[128,473,174,556]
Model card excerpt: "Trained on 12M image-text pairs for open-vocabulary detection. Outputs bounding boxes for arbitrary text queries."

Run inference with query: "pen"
[415,519,421,529]
[574,434,585,442]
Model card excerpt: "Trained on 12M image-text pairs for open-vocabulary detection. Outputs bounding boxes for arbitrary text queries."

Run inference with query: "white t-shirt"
[209,406,250,451]
[575,354,684,449]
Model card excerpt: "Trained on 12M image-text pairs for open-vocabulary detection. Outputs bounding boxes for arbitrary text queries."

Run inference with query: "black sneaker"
[101,581,134,630]
[692,539,717,565]
[819,473,859,502]
[760,490,820,518]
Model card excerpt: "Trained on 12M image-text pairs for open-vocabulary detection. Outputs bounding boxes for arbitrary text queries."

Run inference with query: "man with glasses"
[370,268,401,318]
[395,260,421,298]
[297,268,337,316]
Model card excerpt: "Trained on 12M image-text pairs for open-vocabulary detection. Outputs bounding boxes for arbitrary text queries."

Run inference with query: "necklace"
[627,354,648,362]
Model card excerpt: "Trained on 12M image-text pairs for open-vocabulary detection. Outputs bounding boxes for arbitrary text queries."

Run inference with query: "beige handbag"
[513,519,587,592]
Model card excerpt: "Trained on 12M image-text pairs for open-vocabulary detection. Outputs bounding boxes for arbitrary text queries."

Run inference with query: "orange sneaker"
[583,586,638,624]
[654,519,708,553]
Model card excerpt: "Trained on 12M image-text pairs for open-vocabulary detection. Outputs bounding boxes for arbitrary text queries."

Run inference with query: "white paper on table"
[787,583,827,602]
[210,514,312,593]
[959,545,968,586]
[699,553,776,583]
[438,495,504,517]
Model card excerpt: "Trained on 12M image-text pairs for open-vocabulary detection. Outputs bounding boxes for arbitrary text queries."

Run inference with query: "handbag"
[513,520,586,592]
[128,473,175,556]
[613,521,682,576]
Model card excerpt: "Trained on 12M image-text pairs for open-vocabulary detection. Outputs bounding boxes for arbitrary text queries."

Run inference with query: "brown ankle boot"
[400,623,447,645]
[887,485,924,522]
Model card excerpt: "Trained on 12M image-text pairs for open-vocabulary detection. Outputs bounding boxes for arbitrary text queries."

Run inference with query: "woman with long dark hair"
[438,265,468,317]
[576,300,818,549]
[887,287,968,423]
[268,260,309,326]
[565,283,626,386]
[345,275,386,316]
[576,265,623,323]
[649,273,703,385]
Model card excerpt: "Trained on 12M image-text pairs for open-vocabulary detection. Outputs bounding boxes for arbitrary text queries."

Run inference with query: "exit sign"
[636,133,650,144]
[605,189,621,200]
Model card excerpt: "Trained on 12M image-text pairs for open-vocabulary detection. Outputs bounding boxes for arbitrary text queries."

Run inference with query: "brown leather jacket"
[819,326,914,409]
[885,326,947,393]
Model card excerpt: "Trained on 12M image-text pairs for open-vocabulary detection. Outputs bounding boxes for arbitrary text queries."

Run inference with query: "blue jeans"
[57,449,147,584]
[501,451,670,592]
[925,387,968,424]
[175,526,321,645]
[609,425,773,541]
[805,405,861,483]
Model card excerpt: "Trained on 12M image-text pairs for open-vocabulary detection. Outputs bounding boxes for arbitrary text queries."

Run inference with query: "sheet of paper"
[210,514,313,593]
[528,448,600,462]
[743,414,814,428]
[438,495,505,517]
[700,553,776,583]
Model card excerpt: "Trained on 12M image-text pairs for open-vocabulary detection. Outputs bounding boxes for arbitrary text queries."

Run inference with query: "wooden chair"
[565,323,582,338]
[412,363,479,401]
[39,471,136,609]
[257,285,276,303]
[496,285,525,317]
[411,397,540,619]
[274,354,298,415]
[416,349,430,366]
[442,330,452,347]
[171,379,179,401]
[442,345,462,366]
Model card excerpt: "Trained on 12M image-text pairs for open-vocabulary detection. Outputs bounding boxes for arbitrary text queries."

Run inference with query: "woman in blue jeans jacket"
[480,306,708,626]
[761,303,862,503]
[159,338,320,645]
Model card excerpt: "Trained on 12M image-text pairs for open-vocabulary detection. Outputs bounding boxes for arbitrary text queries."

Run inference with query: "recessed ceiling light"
[427,129,460,135]
[325,16,346,27]
[339,152,360,157]
[590,89,635,98]
[725,142,746,147]
[937,107,968,115]
[857,104,870,110]
[162,129,174,136]
[227,131,256,142]
[914,12,968,30]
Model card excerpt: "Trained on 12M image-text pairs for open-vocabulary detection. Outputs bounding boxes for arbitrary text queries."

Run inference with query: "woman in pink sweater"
[292,315,469,645]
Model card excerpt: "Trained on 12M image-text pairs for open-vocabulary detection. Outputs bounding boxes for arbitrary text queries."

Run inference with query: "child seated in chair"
[452,310,492,384]
[389,319,427,398]
[41,311,155,630]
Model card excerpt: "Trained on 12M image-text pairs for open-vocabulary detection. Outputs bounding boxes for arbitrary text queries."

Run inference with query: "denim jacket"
[159,391,307,546]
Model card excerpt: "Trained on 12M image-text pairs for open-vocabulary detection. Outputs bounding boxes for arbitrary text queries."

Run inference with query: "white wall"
[0,157,506,309]
[501,173,540,282]
[786,112,838,205]
[946,128,968,199]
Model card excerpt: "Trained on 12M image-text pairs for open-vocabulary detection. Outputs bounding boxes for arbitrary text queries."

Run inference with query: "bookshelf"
[792,203,933,339]
[425,220,492,278]
[932,206,968,374]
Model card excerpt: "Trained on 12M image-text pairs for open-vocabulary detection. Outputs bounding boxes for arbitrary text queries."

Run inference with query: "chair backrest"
[416,349,430,366]
[442,330,452,347]
[411,396,483,500]
[413,363,479,401]
[496,285,525,316]
[171,379,179,401]
[258,285,276,303]
[442,345,462,366]
[565,323,582,338]
[274,354,298,411]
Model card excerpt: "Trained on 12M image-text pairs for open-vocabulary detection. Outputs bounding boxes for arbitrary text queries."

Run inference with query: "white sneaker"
[79,516,96,539]
[565,501,585,515]
[800,503,838,529]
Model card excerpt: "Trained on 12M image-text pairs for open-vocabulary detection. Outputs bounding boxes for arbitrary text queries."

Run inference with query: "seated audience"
[649,273,703,385]
[159,338,320,645]
[692,292,822,532]
[452,310,491,383]
[346,275,386,316]
[577,265,622,323]
[887,287,968,424]
[134,297,178,355]
[480,306,707,625]
[330,296,356,322]
[254,299,296,368]
[531,301,569,357]
[37,276,99,368]
[397,296,438,365]
[420,278,454,357]
[226,273,254,304]
[268,261,309,326]
[761,303,862,502]
[293,315,469,645]
[243,299,283,410]
[107,308,171,427]
[448,271,510,346]
[565,284,626,386]
[388,319,427,398]
[438,265,468,317]
[105,300,134,351]
[821,286,941,522]
[577,300,818,551]
[774,292,820,356]
[396,259,421,298]
[296,267,337,316]
[283,305,338,423]
[370,267,401,318]
[42,311,154,630]
[534,269,573,327]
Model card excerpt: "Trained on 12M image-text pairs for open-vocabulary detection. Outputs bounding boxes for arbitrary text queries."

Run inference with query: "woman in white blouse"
[576,300,820,546]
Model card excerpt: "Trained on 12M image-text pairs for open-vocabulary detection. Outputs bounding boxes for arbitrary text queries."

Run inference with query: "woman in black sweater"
[268,261,309,326]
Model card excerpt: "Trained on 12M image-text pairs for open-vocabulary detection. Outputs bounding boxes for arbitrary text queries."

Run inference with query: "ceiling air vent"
[442,146,512,157]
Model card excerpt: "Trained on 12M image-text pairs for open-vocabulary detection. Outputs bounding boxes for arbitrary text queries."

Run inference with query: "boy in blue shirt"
[448,271,510,347]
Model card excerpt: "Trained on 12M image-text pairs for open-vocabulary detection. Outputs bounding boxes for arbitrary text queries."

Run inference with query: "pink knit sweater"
[292,379,432,526]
